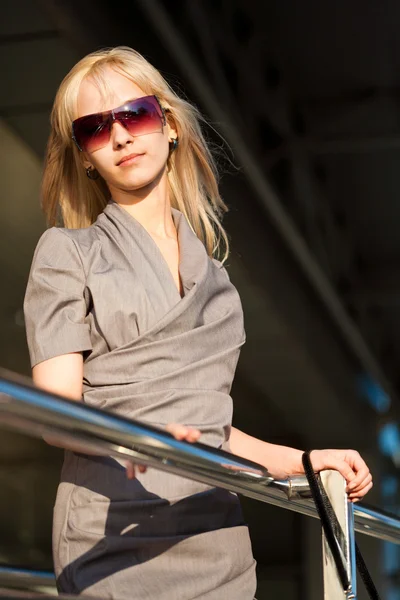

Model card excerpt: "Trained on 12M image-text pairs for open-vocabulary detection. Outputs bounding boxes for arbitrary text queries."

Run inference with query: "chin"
[118,176,156,191]
[122,167,165,189]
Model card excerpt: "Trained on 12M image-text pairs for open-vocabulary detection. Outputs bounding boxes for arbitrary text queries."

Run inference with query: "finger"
[349,482,373,501]
[347,473,372,493]
[349,480,373,499]
[345,451,370,487]
[175,428,201,442]
[126,462,136,480]
[318,455,357,484]
[185,427,201,441]
[324,450,371,494]
[351,482,373,502]
[165,423,187,438]
[347,466,370,490]
[166,423,201,442]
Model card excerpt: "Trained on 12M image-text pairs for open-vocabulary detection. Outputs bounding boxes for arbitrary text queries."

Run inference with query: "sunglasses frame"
[71,94,168,152]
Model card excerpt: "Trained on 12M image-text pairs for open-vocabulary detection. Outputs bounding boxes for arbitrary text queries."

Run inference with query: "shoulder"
[47,224,100,249]
[211,257,230,280]
[32,225,100,269]
[211,258,225,269]
[31,227,75,263]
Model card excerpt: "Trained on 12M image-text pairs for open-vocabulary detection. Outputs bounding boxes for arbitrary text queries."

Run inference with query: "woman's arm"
[32,351,108,454]
[33,352,84,401]
[229,426,373,502]
[229,427,303,480]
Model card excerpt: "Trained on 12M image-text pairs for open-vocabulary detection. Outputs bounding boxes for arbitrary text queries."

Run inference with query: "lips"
[117,153,144,165]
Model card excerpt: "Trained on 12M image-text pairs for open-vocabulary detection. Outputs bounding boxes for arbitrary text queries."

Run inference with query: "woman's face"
[76,66,176,193]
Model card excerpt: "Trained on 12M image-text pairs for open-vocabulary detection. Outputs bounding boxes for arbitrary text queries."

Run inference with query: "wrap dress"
[23,198,257,599]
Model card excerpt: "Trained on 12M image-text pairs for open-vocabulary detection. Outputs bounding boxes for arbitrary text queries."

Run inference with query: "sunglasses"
[72,94,167,153]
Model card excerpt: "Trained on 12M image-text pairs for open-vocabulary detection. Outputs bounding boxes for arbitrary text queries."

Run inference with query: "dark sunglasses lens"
[73,114,110,152]
[117,96,163,137]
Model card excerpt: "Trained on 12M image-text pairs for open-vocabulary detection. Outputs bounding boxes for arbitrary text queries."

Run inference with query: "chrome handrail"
[0,566,55,590]
[0,367,399,547]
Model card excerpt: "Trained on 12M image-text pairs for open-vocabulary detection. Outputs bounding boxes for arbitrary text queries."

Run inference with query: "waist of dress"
[81,385,233,452]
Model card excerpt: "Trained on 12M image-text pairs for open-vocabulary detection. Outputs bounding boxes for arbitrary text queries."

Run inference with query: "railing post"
[320,470,357,599]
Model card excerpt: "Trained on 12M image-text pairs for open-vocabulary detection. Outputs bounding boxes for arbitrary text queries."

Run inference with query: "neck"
[108,167,176,239]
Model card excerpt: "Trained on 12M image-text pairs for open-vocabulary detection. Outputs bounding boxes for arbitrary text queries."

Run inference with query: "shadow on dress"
[56,454,247,595]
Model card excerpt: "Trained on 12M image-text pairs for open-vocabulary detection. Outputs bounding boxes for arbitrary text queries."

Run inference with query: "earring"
[169,138,179,154]
[86,166,99,180]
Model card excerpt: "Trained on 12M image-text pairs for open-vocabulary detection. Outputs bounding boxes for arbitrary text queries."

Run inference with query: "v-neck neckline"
[106,198,185,301]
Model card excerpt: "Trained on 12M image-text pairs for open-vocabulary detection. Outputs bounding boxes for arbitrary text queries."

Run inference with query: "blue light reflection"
[358,373,391,413]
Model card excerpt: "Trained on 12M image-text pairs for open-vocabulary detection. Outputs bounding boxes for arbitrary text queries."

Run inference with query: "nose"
[110,119,134,148]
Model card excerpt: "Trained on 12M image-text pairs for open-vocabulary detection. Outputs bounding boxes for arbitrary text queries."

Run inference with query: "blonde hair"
[41,45,229,260]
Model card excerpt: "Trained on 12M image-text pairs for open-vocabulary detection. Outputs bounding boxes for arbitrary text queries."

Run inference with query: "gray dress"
[23,198,257,600]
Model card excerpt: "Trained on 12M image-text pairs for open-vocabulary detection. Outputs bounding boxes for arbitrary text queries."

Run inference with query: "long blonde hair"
[41,45,229,260]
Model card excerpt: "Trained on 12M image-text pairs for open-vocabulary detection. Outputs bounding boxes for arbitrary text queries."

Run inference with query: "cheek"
[146,133,170,164]
[87,149,113,176]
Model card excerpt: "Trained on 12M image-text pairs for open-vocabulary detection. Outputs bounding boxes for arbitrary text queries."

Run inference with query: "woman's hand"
[228,428,372,503]
[309,449,373,503]
[125,423,201,480]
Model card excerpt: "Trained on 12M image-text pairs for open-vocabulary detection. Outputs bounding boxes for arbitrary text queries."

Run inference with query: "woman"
[23,46,372,600]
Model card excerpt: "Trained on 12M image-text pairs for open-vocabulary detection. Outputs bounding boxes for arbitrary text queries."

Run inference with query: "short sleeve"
[23,227,93,368]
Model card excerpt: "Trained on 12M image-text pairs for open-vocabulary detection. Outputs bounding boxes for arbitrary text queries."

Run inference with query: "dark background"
[1,1,400,598]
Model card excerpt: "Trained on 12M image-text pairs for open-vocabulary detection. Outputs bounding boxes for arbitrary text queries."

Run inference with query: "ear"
[80,151,92,170]
[165,112,178,142]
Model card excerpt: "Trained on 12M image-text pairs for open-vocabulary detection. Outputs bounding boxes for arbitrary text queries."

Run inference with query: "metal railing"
[1,367,399,598]
[0,566,55,592]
